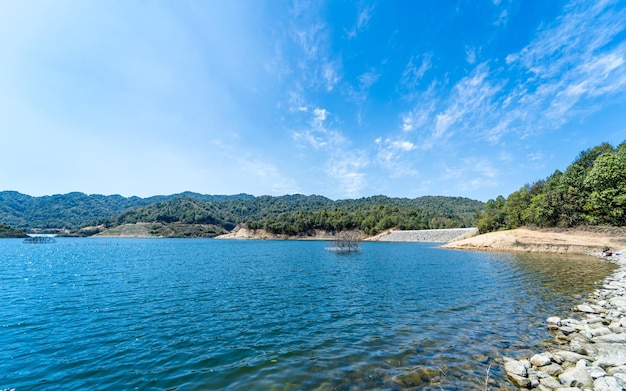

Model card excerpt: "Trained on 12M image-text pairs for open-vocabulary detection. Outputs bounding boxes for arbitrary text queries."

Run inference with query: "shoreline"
[442,227,626,255]
[446,227,626,389]
[215,227,479,242]
[500,251,626,390]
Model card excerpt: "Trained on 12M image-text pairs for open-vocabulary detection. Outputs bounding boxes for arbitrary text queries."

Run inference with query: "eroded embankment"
[442,227,626,255]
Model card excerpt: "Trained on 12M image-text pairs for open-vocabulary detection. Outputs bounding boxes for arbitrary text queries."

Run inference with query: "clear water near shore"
[0,238,616,390]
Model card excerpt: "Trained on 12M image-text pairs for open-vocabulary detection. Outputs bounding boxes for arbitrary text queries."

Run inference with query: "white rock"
[594,333,626,344]
[614,373,626,383]
[559,367,594,388]
[548,316,563,326]
[578,304,598,313]
[538,363,565,376]
[507,373,531,388]
[555,351,588,363]
[560,326,578,335]
[588,365,608,379]
[531,353,554,367]
[594,376,625,391]
[591,327,614,337]
[540,376,562,389]
[504,359,528,377]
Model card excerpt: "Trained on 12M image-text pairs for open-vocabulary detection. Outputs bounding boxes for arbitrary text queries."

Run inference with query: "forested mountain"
[110,194,483,237]
[0,190,484,237]
[0,191,253,229]
[477,140,626,232]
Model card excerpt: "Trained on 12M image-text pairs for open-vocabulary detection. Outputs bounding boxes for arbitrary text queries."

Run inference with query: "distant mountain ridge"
[0,191,484,238]
[0,191,254,229]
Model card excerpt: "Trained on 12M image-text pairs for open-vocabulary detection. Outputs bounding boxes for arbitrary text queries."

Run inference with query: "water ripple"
[0,239,615,390]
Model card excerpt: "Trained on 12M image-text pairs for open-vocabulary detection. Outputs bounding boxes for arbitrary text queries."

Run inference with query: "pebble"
[503,251,626,390]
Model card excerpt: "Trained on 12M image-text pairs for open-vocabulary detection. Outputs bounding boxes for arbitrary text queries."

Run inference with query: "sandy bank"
[442,227,626,255]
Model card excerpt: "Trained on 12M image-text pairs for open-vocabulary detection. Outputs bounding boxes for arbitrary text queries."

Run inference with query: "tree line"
[0,222,27,238]
[476,141,626,232]
[110,195,484,237]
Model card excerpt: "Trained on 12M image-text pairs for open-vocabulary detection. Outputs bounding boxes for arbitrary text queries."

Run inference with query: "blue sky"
[1,0,625,201]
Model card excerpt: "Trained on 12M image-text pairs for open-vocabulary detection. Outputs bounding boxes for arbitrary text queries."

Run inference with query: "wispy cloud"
[432,64,502,140]
[401,53,432,91]
[345,3,375,39]
[291,107,368,196]
[499,0,626,135]
[325,151,369,197]
[374,137,419,177]
[443,157,498,191]
[397,0,626,151]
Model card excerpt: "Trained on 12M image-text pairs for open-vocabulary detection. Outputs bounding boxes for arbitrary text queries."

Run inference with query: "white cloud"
[345,3,375,39]
[358,70,380,89]
[325,152,369,197]
[498,1,626,136]
[312,107,328,125]
[374,138,420,178]
[401,53,432,90]
[444,157,498,191]
[432,64,501,140]
[392,140,416,151]
[465,46,477,64]
[322,60,341,92]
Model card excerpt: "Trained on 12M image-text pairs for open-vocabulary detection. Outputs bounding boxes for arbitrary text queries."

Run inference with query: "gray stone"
[505,359,528,377]
[559,367,593,388]
[593,343,626,368]
[538,363,565,376]
[590,327,614,337]
[507,373,531,388]
[555,351,588,363]
[588,365,608,379]
[548,316,563,326]
[576,359,589,369]
[563,318,582,327]
[594,376,625,391]
[532,353,554,367]
[540,376,562,389]
[570,340,595,356]
[578,304,597,313]
[594,334,626,344]
[608,366,626,376]
[560,326,578,335]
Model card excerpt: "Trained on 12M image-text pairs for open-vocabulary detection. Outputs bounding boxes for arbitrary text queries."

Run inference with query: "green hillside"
[110,194,484,237]
[477,140,626,232]
[0,191,253,230]
[0,222,28,238]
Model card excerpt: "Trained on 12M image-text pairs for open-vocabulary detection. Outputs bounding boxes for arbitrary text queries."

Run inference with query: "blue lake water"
[0,238,616,390]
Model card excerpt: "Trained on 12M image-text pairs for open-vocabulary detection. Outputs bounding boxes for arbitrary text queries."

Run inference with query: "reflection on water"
[0,239,617,390]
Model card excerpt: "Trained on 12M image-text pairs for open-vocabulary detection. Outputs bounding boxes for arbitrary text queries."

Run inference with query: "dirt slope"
[442,227,626,255]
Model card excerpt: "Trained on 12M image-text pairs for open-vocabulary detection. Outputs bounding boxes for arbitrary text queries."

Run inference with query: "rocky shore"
[368,227,478,242]
[502,251,626,391]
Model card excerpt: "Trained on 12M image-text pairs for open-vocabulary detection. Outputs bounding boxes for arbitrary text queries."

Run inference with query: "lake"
[0,238,616,390]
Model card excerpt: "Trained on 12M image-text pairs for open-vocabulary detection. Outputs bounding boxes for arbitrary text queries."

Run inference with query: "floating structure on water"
[23,234,57,244]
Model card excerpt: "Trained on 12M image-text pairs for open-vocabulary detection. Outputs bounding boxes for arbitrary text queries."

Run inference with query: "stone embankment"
[369,228,478,243]
[503,252,626,391]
